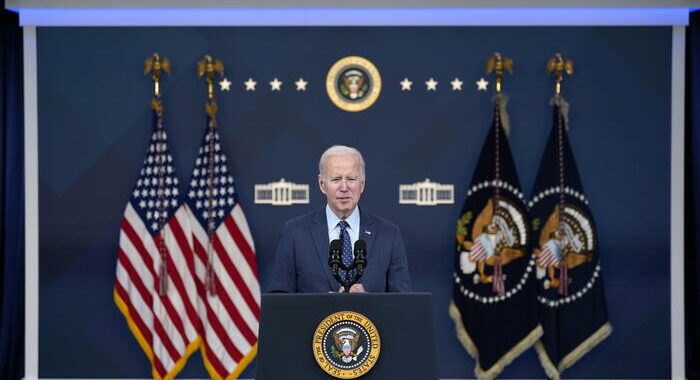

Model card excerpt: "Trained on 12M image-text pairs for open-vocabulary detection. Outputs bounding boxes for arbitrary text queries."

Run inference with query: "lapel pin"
[364,230,372,235]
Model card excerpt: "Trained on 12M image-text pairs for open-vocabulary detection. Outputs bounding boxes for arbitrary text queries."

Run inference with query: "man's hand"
[337,283,366,293]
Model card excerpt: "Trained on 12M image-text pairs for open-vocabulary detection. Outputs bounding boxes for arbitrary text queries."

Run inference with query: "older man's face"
[319,154,365,219]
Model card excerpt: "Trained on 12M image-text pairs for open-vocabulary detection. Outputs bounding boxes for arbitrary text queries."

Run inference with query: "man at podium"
[265,145,412,293]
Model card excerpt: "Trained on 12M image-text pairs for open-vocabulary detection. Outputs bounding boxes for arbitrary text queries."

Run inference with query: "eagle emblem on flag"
[534,203,595,293]
[458,196,527,288]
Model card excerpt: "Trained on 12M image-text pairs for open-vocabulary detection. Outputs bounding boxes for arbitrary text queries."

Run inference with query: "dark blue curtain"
[0,9,24,380]
[687,9,700,380]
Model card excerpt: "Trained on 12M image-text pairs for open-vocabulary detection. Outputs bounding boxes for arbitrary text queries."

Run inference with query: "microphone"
[328,239,342,275]
[353,240,367,276]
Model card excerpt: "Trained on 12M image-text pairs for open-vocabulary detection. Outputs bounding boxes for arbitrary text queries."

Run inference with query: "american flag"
[537,240,562,268]
[185,118,260,380]
[114,110,202,380]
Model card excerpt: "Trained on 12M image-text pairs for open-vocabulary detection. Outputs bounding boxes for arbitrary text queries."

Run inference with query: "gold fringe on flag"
[449,302,543,380]
[535,323,612,380]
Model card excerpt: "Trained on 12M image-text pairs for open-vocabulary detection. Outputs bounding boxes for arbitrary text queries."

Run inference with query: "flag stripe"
[221,214,262,300]
[204,295,245,362]
[191,221,260,331]
[212,274,258,347]
[126,205,199,342]
[202,337,230,378]
[214,230,261,321]
[203,310,239,371]
[114,285,173,380]
[193,238,257,352]
[211,231,260,318]
[115,263,154,344]
[194,267,236,371]
[190,238,250,370]
[115,264,154,338]
[165,213,203,336]
[118,247,181,365]
[152,308,183,366]
[122,212,195,370]
[115,281,155,351]
[224,213,258,277]
[232,205,255,254]
[152,332,175,374]
[116,249,154,317]
[122,215,189,347]
[121,216,157,278]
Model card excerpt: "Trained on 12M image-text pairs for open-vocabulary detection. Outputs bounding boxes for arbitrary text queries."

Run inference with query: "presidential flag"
[114,106,202,380]
[529,96,611,379]
[450,94,542,380]
[185,112,260,380]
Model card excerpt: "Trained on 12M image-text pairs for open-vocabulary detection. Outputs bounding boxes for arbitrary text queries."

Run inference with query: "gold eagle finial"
[547,53,574,95]
[197,55,225,119]
[485,52,513,93]
[197,55,225,100]
[144,53,171,114]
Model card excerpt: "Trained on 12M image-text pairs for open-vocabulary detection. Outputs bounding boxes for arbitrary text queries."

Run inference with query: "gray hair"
[318,145,366,179]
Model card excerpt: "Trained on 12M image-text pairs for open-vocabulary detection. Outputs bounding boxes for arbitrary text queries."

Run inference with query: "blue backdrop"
[37,26,670,378]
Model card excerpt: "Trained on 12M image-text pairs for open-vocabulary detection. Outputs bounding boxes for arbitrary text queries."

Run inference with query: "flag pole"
[547,53,574,296]
[197,55,224,296]
[485,52,513,296]
[145,53,172,296]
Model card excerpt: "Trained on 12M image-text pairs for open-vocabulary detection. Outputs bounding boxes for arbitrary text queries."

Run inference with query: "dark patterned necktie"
[338,220,354,279]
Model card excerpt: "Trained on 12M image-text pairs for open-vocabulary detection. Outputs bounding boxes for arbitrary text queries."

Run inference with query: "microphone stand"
[336,263,361,293]
[334,241,367,293]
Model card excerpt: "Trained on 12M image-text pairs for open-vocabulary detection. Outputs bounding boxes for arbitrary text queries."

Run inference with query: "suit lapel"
[359,208,377,260]
[310,208,338,290]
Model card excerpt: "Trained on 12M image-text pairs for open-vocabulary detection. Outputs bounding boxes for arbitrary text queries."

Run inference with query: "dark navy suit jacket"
[265,207,412,293]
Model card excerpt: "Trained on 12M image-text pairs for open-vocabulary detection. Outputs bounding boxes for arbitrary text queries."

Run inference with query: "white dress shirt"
[325,204,360,255]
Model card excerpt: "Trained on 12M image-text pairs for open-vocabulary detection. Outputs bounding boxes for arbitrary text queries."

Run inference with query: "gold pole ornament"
[197,55,224,120]
[485,52,513,94]
[144,53,171,114]
[546,53,574,95]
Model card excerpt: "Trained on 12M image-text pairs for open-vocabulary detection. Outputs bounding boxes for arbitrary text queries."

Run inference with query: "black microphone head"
[330,239,342,255]
[354,240,366,256]
[354,240,367,263]
[329,239,342,268]
[353,240,367,276]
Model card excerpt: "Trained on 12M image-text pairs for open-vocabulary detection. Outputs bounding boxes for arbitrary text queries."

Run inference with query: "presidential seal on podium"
[312,311,381,379]
[326,56,382,112]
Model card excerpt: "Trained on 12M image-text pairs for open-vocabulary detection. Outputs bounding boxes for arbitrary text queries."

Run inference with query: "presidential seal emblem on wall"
[326,56,382,112]
[312,311,381,379]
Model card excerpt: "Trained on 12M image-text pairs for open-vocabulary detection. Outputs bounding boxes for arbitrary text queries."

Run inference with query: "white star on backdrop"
[400,78,413,91]
[476,77,489,91]
[295,78,308,91]
[219,78,232,91]
[244,78,257,91]
[233,74,493,93]
[270,78,283,91]
[450,77,464,91]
